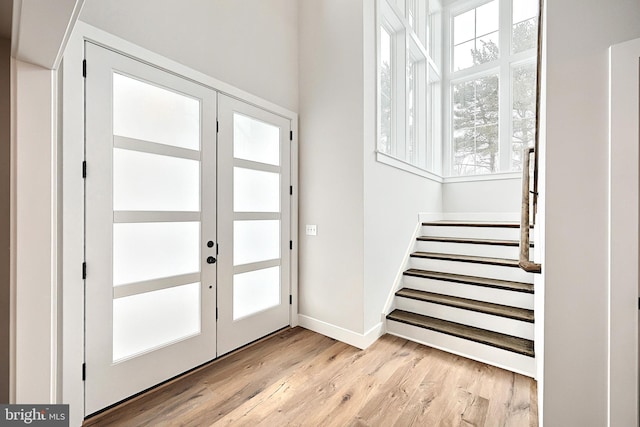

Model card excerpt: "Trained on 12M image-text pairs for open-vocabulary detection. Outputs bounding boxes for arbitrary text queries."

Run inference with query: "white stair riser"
[410,257,535,283]
[422,226,520,241]
[415,240,521,259]
[394,297,534,340]
[402,275,534,310]
[386,319,535,378]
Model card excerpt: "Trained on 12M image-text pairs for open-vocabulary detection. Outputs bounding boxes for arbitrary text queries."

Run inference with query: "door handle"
[207,256,216,264]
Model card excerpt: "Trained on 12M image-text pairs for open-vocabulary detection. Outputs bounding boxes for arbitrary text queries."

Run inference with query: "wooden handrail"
[519,147,541,273]
[532,0,544,223]
[518,0,543,274]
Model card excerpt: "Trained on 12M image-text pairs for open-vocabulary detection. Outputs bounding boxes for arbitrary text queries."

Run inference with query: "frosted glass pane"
[234,113,280,165]
[234,220,280,266]
[113,73,200,150]
[113,148,200,212]
[113,282,200,361]
[234,168,280,213]
[233,267,280,320]
[114,222,200,286]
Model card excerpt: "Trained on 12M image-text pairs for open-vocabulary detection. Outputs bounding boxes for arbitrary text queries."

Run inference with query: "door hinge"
[82,262,86,279]
[216,243,219,255]
[289,130,293,141]
[289,295,292,305]
[82,161,87,178]
[289,186,293,196]
[82,363,86,381]
[289,240,293,250]
[82,59,86,78]
[216,121,219,133]
[638,297,640,310]
[216,307,219,320]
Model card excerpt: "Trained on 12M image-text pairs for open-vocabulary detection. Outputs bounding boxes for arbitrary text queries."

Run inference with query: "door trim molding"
[62,22,298,425]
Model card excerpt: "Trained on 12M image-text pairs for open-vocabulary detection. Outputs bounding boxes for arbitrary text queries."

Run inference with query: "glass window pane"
[407,59,418,165]
[233,267,280,320]
[512,63,537,170]
[234,168,280,213]
[476,0,499,36]
[475,31,500,64]
[454,40,475,71]
[429,8,443,69]
[113,148,200,212]
[452,75,499,175]
[513,17,537,53]
[113,73,200,150]
[234,113,280,166]
[513,0,538,24]
[380,26,393,154]
[113,282,200,361]
[453,9,475,45]
[113,222,200,286]
[234,220,280,266]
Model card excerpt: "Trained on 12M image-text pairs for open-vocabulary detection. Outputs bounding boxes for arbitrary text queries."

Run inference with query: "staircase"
[386,221,536,377]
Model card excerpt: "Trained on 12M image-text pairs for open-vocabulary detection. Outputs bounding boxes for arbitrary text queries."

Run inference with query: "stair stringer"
[381,213,443,324]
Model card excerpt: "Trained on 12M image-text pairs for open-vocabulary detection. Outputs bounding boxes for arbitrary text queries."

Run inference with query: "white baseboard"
[298,315,384,350]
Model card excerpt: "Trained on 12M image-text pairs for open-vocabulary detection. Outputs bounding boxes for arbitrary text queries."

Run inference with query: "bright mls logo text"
[1,404,69,426]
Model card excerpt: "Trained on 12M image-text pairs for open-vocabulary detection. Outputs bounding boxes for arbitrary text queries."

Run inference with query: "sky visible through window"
[453,0,499,70]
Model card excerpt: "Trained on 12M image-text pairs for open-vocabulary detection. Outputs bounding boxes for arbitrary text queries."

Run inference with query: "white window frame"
[443,0,538,177]
[376,0,443,178]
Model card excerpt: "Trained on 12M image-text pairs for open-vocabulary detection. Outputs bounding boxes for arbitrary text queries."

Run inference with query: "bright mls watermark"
[0,405,69,426]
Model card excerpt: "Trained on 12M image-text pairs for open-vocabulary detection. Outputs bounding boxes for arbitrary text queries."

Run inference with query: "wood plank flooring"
[84,327,538,427]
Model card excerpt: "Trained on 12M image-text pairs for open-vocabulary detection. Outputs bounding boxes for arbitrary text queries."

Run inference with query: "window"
[377,0,442,174]
[446,0,538,176]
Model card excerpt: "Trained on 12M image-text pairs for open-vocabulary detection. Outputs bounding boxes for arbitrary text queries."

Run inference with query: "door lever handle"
[207,256,216,264]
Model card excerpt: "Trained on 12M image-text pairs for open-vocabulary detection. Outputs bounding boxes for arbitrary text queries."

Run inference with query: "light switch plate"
[306,225,317,236]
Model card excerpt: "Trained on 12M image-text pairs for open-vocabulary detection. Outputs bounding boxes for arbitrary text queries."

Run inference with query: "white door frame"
[61,22,298,425]
[609,38,640,427]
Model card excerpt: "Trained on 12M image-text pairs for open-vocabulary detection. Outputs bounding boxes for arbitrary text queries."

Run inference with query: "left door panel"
[84,43,217,415]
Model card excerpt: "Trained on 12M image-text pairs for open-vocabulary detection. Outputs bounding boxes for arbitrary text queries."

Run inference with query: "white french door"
[217,95,292,355]
[84,44,293,415]
[84,43,217,415]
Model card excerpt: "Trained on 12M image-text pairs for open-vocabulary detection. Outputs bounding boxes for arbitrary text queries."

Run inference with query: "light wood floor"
[85,327,538,427]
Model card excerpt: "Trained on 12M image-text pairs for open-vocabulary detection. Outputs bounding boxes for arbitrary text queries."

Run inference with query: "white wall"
[442,177,520,215]
[298,0,366,335]
[79,0,299,112]
[542,0,640,425]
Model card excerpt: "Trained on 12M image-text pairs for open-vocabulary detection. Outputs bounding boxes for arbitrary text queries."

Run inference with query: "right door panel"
[217,95,292,355]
